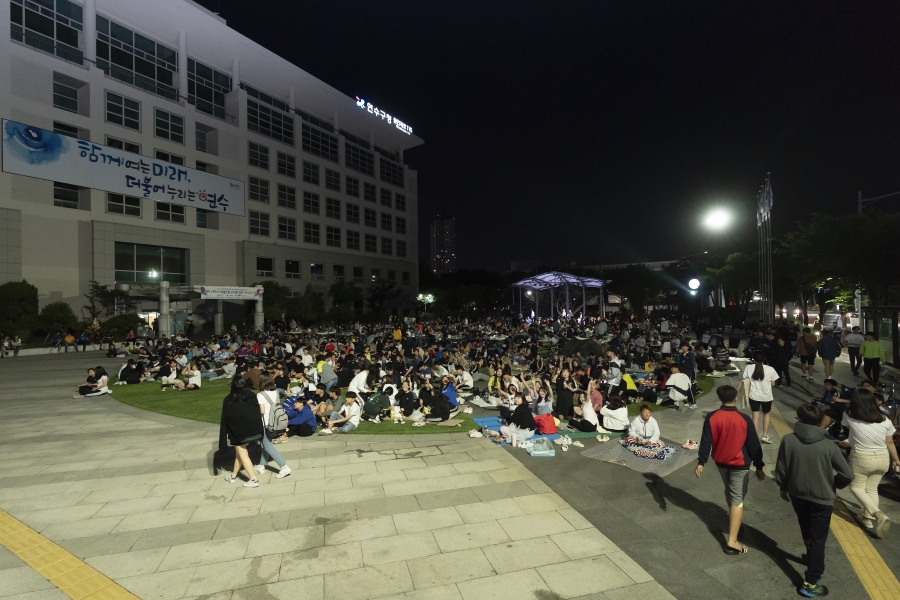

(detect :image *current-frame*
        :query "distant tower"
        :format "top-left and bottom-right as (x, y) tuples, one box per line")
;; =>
(430, 216), (457, 276)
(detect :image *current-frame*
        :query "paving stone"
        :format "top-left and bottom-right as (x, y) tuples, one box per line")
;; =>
(422, 453), (475, 467)
(407, 548), (497, 589)
(497, 511), (575, 541)
(325, 515), (396, 545)
(57, 530), (144, 558)
(557, 508), (595, 530)
(361, 531), (441, 565)
(133, 520), (221, 550)
(537, 555), (636, 597)
(230, 576), (324, 600)
(157, 536), (251, 572)
(383, 478), (443, 498)
(324, 462), (379, 478)
(184, 555), (282, 596)
(432, 521), (510, 553)
(293, 477), (353, 493)
(356, 494), (421, 519)
(351, 470), (407, 487)
(470, 481), (535, 502)
(190, 499), (262, 523)
(450, 459), (507, 474)
(438, 473), (495, 490)
(377, 583), (462, 600)
(0, 546), (25, 570)
(393, 507), (465, 535)
(415, 487), (481, 510)
(454, 498), (527, 524)
(456, 567), (554, 600)
(480, 536), (571, 574)
(259, 491), (326, 514)
(85, 547), (169, 578)
(118, 567), (198, 600)
(245, 525), (324, 558)
(280, 542), (363, 580)
(607, 550), (654, 584)
(93, 495), (174, 518)
(40, 515), (124, 541)
(289, 504), (357, 529)
(18, 503), (105, 527)
(402, 465), (460, 481)
(165, 488), (237, 509)
(604, 580), (678, 600)
(0, 565), (56, 596)
(550, 528), (620, 560)
(374, 458), (428, 472)
(114, 508), (197, 532)
(323, 560), (414, 600)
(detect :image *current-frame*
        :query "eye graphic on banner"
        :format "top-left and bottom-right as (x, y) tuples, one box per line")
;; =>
(4, 121), (68, 165)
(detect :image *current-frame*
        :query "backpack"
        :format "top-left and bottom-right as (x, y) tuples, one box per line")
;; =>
(261, 391), (288, 436)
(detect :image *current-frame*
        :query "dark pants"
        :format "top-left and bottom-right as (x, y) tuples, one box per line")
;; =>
(790, 497), (833, 584)
(863, 357), (881, 384)
(569, 418), (598, 432)
(848, 347), (861, 373)
(287, 423), (315, 437)
(773, 361), (791, 386)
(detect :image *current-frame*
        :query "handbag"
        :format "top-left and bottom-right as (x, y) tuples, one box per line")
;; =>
(533, 413), (558, 434)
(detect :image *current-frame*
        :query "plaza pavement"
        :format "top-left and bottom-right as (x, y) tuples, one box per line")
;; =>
(0, 352), (676, 600)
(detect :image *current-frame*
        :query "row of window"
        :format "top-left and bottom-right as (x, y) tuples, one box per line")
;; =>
(248, 211), (408, 257)
(256, 258), (411, 286)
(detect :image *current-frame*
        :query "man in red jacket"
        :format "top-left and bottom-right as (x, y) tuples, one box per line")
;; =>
(695, 385), (766, 555)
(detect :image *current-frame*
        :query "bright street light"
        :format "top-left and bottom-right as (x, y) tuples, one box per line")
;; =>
(417, 293), (435, 316)
(688, 278), (700, 290)
(526, 290), (532, 296)
(703, 209), (732, 230)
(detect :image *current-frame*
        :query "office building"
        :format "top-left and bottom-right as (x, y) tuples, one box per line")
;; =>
(430, 215), (456, 276)
(0, 0), (422, 330)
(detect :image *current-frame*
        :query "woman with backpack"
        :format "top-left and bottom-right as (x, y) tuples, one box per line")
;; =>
(221, 377), (265, 488)
(255, 374), (291, 479)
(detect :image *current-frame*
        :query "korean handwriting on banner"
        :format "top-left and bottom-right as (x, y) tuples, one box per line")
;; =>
(76, 140), (231, 212)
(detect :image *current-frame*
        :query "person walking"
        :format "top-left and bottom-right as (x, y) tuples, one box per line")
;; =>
(771, 337), (793, 387)
(696, 385), (766, 555)
(797, 327), (818, 381)
(742, 351), (779, 443)
(775, 404), (854, 598)
(816, 330), (842, 381)
(841, 388), (900, 537)
(859, 332), (885, 385)
(843, 326), (864, 376)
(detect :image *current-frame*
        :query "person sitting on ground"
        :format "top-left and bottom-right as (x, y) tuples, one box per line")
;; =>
(75, 368), (97, 397)
(363, 386), (393, 423)
(395, 379), (422, 419)
(527, 380), (554, 415)
(421, 378), (452, 422)
(310, 384), (339, 423)
(664, 364), (694, 409)
(487, 393), (536, 446)
(118, 359), (146, 385)
(73, 366), (109, 398)
(321, 391), (362, 435)
(628, 404), (661, 442)
(597, 395), (629, 433)
(568, 390), (601, 432)
(282, 396), (318, 438)
(164, 361), (201, 391)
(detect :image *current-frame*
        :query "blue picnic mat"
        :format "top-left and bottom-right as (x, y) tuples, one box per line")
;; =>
(472, 416), (560, 445)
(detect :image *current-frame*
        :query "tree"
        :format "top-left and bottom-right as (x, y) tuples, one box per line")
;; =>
(606, 264), (663, 318)
(329, 281), (363, 323)
(704, 251), (758, 323)
(82, 280), (134, 321)
(0, 280), (38, 334)
(366, 279), (401, 313)
(285, 285), (326, 324)
(251, 280), (291, 318)
(36, 301), (78, 335)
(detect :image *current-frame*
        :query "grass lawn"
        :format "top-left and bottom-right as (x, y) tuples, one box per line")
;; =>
(111, 379), (477, 433)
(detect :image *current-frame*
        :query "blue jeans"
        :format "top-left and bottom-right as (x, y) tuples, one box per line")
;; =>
(328, 410), (357, 433)
(258, 431), (286, 467)
(324, 378), (339, 395)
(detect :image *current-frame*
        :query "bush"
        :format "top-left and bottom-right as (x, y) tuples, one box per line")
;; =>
(100, 313), (144, 339)
(35, 301), (78, 336)
(0, 280), (39, 335)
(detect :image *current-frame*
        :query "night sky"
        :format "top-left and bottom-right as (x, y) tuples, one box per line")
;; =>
(196, 0), (900, 270)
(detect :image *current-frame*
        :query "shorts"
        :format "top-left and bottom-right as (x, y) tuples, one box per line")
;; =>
(800, 355), (816, 365)
(717, 466), (750, 507)
(749, 399), (772, 413)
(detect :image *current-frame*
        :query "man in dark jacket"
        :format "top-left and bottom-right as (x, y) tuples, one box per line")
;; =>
(696, 385), (765, 555)
(775, 404), (853, 598)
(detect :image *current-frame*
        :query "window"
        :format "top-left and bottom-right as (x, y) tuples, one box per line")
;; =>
(249, 177), (269, 203)
(303, 191), (320, 214)
(380, 157), (405, 188)
(278, 216), (297, 241)
(107, 136), (140, 154)
(285, 259), (300, 279)
(364, 208), (377, 228)
(156, 201), (185, 223)
(303, 161), (320, 185)
(371, 268), (381, 281)
(53, 82), (78, 113)
(353, 266), (364, 282)
(247, 99), (294, 145)
(196, 208), (208, 228)
(249, 210), (270, 236)
(345, 142), (374, 176)
(310, 263), (324, 280)
(106, 92), (140, 131)
(256, 257), (274, 277)
(346, 176), (359, 197)
(115, 242), (186, 283)
(326, 198), (341, 220)
(346, 203), (360, 224)
(278, 184), (296, 209)
(249, 142), (269, 170)
(155, 109), (184, 144)
(304, 222), (320, 244)
(381, 188), (392, 207)
(396, 240), (407, 257)
(277, 152), (296, 178)
(396, 217), (406, 235)
(381, 213), (392, 231)
(326, 226), (341, 247)
(195, 161), (207, 172)
(395, 194), (406, 212)
(301, 123), (338, 162)
(107, 193), (140, 216)
(325, 169), (341, 192)
(387, 271), (396, 282)
(96, 17), (177, 100)
(10, 0), (84, 65)
(347, 230), (360, 251)
(333, 265), (345, 280)
(53, 182), (80, 209)
(195, 161), (217, 174)
(402, 271), (410, 286)
(155, 150), (184, 166)
(364, 234), (377, 253)
(53, 121), (79, 138)
(364, 182), (376, 203)
(381, 237), (393, 255)
(188, 58), (230, 120)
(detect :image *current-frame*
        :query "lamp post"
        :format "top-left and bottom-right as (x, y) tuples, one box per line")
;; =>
(417, 293), (434, 316)
(702, 208), (733, 319)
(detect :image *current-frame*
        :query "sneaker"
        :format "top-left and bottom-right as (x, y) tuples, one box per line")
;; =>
(373, 416), (381, 423)
(254, 465), (266, 475)
(799, 581), (829, 597)
(761, 436), (772, 444)
(243, 478), (259, 488)
(688, 404), (697, 409)
(875, 513), (891, 538)
(656, 398), (663, 405)
(276, 465), (292, 479)
(318, 428), (333, 435)
(224, 473), (237, 484)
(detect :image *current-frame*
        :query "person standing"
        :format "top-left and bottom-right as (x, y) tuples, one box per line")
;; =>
(743, 352), (779, 443)
(816, 330), (842, 381)
(859, 332), (885, 385)
(771, 337), (793, 387)
(797, 327), (818, 381)
(775, 404), (854, 598)
(696, 385), (766, 555)
(843, 326), (864, 376)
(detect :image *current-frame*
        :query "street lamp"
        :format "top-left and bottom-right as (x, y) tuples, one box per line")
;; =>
(417, 293), (434, 316)
(703, 209), (732, 230)
(688, 278), (700, 290)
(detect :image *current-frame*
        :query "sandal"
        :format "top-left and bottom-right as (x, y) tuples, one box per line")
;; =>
(572, 440), (584, 448)
(723, 545), (748, 555)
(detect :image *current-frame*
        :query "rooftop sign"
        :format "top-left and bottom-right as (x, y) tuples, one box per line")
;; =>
(356, 97), (413, 136)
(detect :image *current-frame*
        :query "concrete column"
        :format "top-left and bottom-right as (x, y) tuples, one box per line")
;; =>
(333, 110), (339, 131)
(158, 281), (171, 337)
(177, 30), (188, 102)
(214, 299), (223, 335)
(254, 296), (264, 331)
(289, 86), (295, 110)
(231, 57), (240, 91)
(83, 0), (96, 64)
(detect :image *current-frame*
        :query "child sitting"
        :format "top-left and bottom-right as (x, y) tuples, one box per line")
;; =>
(628, 404), (661, 442)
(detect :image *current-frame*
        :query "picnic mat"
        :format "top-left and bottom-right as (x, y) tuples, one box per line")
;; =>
(472, 416), (560, 445)
(580, 439), (697, 477)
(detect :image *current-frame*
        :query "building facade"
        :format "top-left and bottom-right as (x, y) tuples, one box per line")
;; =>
(429, 215), (456, 276)
(0, 0), (422, 323)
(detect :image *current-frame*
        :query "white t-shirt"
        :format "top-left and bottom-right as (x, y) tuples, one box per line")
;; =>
(186, 369), (201, 387)
(842, 414), (896, 452)
(340, 402), (362, 426)
(580, 399), (599, 426)
(301, 352), (314, 367)
(666, 372), (691, 401)
(600, 406), (629, 430)
(743, 364), (779, 402)
(257, 391), (279, 426)
(844, 333), (864, 347)
(348, 371), (371, 396)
